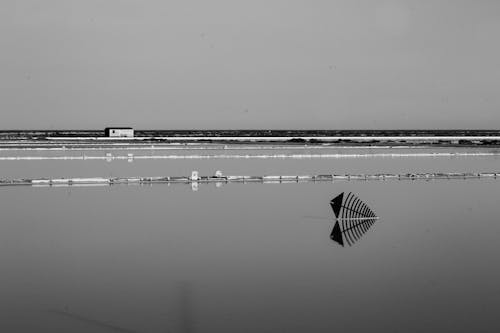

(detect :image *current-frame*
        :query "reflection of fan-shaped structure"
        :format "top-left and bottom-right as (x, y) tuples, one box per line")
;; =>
(329, 192), (378, 246)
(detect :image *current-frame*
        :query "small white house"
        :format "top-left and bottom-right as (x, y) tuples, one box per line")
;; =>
(105, 127), (134, 138)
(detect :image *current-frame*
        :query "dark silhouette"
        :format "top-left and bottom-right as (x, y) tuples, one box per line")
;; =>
(330, 192), (378, 246)
(330, 192), (376, 219)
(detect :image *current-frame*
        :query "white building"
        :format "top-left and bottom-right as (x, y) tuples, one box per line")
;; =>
(105, 127), (134, 137)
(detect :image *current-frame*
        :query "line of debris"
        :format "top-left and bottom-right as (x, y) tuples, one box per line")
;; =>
(0, 171), (499, 187)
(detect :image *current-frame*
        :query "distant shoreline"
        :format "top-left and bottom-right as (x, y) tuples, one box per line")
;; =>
(1, 130), (500, 148)
(1, 129), (500, 139)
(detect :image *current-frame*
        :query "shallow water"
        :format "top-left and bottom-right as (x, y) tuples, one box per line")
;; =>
(0, 148), (499, 332)
(0, 146), (500, 179)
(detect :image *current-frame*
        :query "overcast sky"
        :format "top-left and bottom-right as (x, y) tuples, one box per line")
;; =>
(1, 0), (499, 129)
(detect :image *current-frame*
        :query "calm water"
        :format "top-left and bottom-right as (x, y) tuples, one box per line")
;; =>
(1, 146), (500, 179)
(0, 147), (499, 332)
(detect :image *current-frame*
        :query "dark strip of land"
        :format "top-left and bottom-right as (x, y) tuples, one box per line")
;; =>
(1, 129), (500, 140)
(1, 130), (500, 148)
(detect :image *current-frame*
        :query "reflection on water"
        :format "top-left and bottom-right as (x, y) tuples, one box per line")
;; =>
(1, 147), (500, 180)
(178, 281), (195, 333)
(49, 309), (137, 333)
(47, 281), (196, 332)
(1, 160), (500, 332)
(330, 192), (379, 246)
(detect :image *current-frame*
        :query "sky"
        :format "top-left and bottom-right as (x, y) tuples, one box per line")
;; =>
(1, 0), (499, 129)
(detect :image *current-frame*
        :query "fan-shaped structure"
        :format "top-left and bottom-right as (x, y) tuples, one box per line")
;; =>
(329, 192), (378, 246)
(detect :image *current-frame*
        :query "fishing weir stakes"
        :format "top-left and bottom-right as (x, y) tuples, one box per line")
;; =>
(0, 171), (499, 187)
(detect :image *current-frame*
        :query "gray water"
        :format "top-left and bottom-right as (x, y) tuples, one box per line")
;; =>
(1, 147), (500, 179)
(0, 147), (499, 332)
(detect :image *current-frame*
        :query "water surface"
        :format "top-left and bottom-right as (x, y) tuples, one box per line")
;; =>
(0, 149), (499, 332)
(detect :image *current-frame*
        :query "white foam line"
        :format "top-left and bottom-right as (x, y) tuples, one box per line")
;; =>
(0, 152), (498, 161)
(0, 145), (433, 151)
